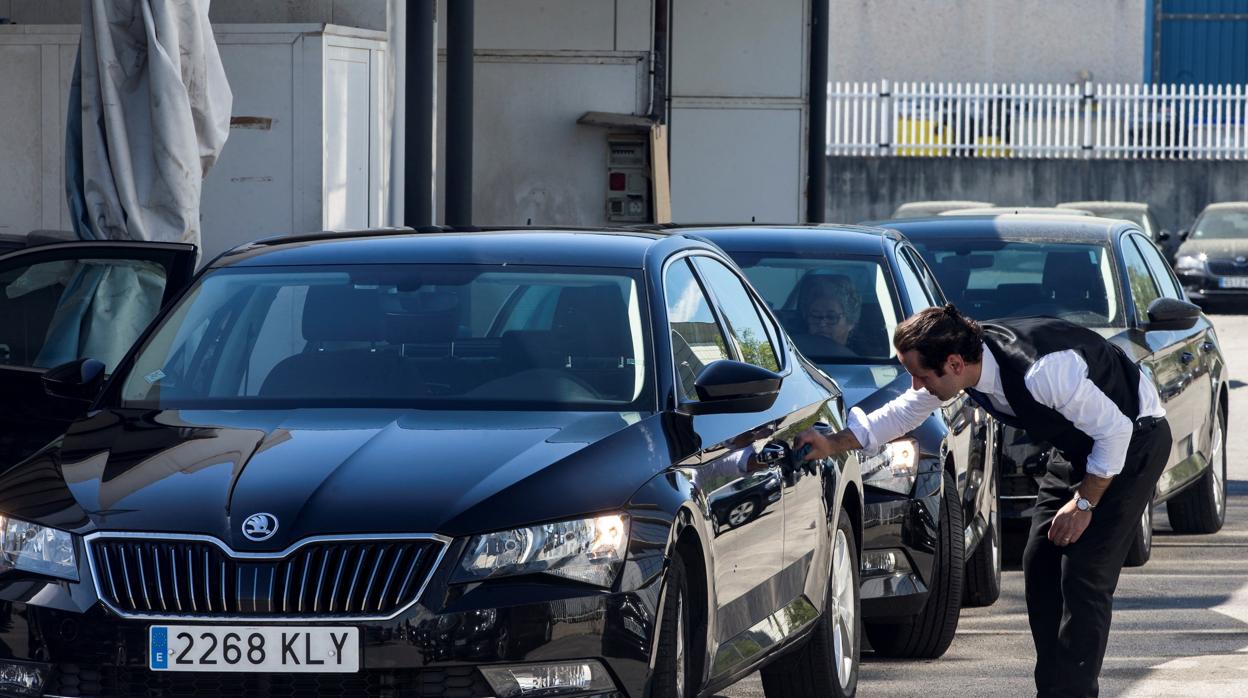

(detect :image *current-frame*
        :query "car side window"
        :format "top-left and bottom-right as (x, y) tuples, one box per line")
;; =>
(665, 258), (731, 402)
(692, 257), (781, 372)
(1119, 236), (1161, 323)
(0, 257), (168, 372)
(1131, 234), (1183, 301)
(895, 248), (935, 313)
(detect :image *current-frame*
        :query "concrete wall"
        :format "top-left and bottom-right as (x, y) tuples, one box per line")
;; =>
(0, 0), (387, 30)
(829, 0), (1147, 84)
(826, 156), (1248, 233)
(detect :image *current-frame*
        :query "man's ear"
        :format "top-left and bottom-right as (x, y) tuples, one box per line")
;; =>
(946, 353), (966, 376)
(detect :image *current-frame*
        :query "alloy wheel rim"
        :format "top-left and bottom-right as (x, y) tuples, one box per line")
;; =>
(729, 501), (755, 526)
(674, 594), (685, 698)
(1213, 416), (1226, 519)
(831, 529), (855, 689)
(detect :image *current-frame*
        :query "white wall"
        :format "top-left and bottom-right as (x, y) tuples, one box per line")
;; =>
(0, 0), (388, 31)
(669, 0), (809, 223)
(433, 0), (655, 227)
(829, 0), (1147, 84)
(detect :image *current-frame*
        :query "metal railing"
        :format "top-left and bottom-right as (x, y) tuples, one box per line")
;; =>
(828, 80), (1248, 159)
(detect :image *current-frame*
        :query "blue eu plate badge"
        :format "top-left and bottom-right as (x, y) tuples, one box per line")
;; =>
(150, 627), (169, 669)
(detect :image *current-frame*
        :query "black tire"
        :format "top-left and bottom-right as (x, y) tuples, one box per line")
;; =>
(963, 511), (1002, 607)
(1167, 408), (1227, 534)
(865, 470), (965, 658)
(650, 554), (694, 698)
(1123, 502), (1153, 567)
(760, 508), (859, 698)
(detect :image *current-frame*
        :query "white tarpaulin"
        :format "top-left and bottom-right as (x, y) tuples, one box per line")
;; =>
(68, 0), (232, 247)
(27, 0), (232, 370)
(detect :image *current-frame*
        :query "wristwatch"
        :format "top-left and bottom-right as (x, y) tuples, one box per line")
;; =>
(1074, 493), (1097, 512)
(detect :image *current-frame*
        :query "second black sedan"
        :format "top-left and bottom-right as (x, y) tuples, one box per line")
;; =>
(888, 215), (1229, 566)
(681, 225), (1002, 660)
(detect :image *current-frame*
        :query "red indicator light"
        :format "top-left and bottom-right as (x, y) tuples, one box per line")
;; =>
(609, 172), (627, 191)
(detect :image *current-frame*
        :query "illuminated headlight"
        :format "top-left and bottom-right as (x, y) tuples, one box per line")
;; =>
(1175, 252), (1207, 271)
(0, 515), (78, 582)
(454, 514), (629, 587)
(859, 439), (919, 495)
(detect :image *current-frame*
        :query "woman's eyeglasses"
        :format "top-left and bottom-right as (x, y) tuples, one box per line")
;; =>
(805, 311), (844, 324)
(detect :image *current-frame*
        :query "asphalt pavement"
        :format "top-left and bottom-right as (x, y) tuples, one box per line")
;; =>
(722, 312), (1248, 697)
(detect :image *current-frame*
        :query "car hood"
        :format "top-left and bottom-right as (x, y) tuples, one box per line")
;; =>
(817, 362), (911, 412)
(1177, 238), (1248, 260)
(0, 408), (667, 550)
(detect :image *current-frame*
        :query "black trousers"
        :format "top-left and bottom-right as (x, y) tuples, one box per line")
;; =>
(1022, 417), (1171, 698)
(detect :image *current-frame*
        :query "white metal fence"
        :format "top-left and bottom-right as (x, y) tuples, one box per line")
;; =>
(828, 80), (1248, 160)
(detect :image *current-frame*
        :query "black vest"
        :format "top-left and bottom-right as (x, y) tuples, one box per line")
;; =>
(970, 317), (1142, 464)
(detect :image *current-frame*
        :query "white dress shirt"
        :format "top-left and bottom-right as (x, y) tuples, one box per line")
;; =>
(846, 342), (1165, 478)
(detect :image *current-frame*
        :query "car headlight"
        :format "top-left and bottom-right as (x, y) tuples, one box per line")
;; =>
(0, 515), (78, 581)
(454, 514), (629, 587)
(1175, 252), (1207, 271)
(859, 438), (919, 495)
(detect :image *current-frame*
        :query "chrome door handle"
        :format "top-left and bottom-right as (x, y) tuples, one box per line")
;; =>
(757, 443), (787, 464)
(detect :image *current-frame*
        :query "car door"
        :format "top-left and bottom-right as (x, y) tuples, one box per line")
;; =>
(1117, 232), (1198, 495)
(1127, 232), (1213, 496)
(0, 241), (197, 469)
(663, 254), (793, 645)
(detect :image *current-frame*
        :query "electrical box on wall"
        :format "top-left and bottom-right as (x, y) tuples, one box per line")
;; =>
(606, 135), (651, 223)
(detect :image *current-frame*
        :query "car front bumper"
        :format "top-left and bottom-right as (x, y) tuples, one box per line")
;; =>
(858, 463), (942, 621)
(0, 571), (660, 698)
(1177, 268), (1248, 300)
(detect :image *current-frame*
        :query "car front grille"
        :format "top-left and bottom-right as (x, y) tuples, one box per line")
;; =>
(1207, 259), (1248, 276)
(46, 663), (493, 698)
(88, 536), (444, 619)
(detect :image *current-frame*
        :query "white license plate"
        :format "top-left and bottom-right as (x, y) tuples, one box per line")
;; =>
(1218, 276), (1248, 289)
(150, 625), (359, 672)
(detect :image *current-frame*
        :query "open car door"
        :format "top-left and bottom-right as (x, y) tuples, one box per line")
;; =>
(0, 241), (197, 469)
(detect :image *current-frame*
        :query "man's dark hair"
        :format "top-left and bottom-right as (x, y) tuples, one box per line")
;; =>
(893, 304), (984, 375)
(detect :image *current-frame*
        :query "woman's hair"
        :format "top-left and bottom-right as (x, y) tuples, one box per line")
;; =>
(796, 274), (862, 326)
(893, 304), (983, 375)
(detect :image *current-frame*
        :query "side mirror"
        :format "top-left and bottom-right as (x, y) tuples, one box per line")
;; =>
(42, 358), (107, 403)
(1179, 229), (1190, 241)
(682, 360), (782, 415)
(1144, 297), (1201, 332)
(1156, 230), (1171, 242)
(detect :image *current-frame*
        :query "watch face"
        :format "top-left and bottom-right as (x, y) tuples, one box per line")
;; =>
(1076, 497), (1090, 511)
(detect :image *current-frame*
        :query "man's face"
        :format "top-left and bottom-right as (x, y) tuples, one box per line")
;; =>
(898, 349), (970, 401)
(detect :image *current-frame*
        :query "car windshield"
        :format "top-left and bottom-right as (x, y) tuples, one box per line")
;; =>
(728, 254), (902, 364)
(1193, 209), (1248, 239)
(116, 264), (653, 410)
(911, 240), (1124, 327)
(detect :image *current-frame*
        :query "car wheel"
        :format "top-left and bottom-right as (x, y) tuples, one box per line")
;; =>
(865, 470), (965, 658)
(1124, 503), (1153, 567)
(726, 499), (759, 529)
(963, 509), (1001, 607)
(1167, 407), (1227, 534)
(760, 507), (859, 698)
(650, 554), (693, 698)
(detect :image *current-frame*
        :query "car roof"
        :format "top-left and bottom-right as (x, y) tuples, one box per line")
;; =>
(1058, 201), (1149, 212)
(212, 228), (678, 269)
(1200, 201), (1248, 212)
(877, 215), (1136, 244)
(669, 224), (903, 256)
(940, 206), (1093, 216)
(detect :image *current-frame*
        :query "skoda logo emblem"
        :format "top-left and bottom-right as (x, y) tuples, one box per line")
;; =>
(1236, 256), (1247, 266)
(242, 513), (279, 541)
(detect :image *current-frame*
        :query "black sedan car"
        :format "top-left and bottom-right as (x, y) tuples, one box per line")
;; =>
(0, 230), (864, 698)
(1173, 202), (1248, 308)
(683, 225), (1001, 660)
(887, 215), (1229, 565)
